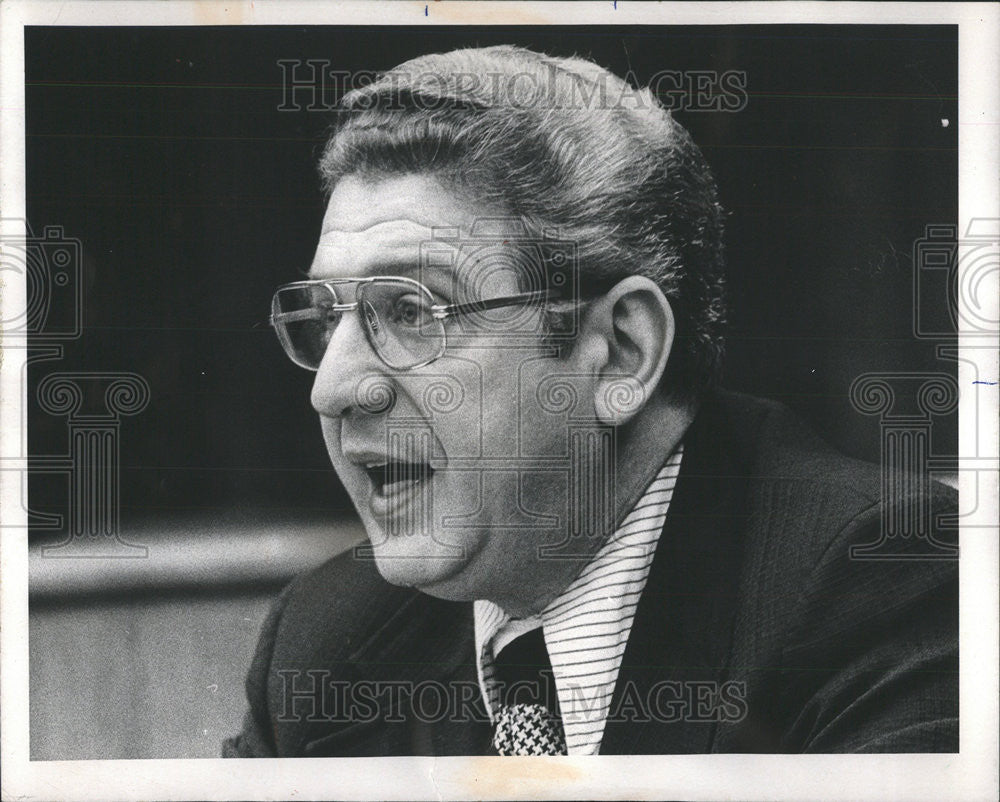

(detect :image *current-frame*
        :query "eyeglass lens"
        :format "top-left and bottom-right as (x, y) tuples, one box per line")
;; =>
(272, 281), (446, 371)
(357, 281), (445, 369)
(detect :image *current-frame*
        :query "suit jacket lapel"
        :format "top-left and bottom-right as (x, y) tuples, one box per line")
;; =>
(601, 394), (749, 754)
(304, 588), (492, 756)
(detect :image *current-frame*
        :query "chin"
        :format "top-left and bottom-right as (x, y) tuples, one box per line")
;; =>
(368, 539), (493, 603)
(365, 533), (470, 592)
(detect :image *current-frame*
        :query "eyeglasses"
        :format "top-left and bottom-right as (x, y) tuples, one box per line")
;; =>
(270, 276), (560, 371)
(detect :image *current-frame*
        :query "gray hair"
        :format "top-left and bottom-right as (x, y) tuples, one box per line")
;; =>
(319, 45), (727, 399)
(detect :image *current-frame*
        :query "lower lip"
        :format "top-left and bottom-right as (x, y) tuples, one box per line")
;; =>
(368, 473), (434, 521)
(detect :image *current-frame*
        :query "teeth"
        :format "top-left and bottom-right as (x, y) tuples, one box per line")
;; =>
(366, 460), (434, 492)
(382, 477), (422, 492)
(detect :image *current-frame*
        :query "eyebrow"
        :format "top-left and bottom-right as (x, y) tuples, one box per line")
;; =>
(307, 219), (500, 297)
(308, 256), (464, 296)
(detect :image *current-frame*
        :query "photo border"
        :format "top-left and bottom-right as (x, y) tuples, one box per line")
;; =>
(1, 2), (996, 800)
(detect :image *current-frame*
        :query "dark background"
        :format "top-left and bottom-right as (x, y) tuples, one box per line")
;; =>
(26, 24), (958, 527)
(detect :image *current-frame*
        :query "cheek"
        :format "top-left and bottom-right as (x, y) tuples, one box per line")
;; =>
(505, 358), (582, 452)
(319, 415), (340, 451)
(319, 419), (359, 488)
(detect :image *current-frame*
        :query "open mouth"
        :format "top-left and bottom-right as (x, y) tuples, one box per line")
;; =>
(364, 460), (435, 498)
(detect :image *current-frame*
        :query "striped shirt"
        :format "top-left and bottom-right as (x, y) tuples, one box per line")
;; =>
(473, 444), (684, 755)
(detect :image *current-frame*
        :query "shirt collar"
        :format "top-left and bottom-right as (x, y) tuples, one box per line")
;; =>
(473, 444), (684, 738)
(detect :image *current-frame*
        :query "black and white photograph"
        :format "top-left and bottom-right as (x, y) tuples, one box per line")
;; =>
(1, 2), (997, 800)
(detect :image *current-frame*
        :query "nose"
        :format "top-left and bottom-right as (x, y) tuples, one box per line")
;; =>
(310, 308), (391, 419)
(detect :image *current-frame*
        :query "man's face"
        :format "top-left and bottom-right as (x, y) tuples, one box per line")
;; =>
(309, 173), (593, 605)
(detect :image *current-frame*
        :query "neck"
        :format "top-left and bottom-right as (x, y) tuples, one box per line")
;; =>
(491, 393), (698, 619)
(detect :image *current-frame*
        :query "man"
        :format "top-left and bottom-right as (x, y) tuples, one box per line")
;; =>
(223, 45), (957, 757)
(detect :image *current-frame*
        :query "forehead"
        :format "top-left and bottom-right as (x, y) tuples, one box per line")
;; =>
(309, 173), (493, 280)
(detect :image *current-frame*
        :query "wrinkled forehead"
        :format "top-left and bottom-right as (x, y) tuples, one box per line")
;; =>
(309, 173), (485, 280)
(307, 174), (534, 296)
(308, 220), (442, 279)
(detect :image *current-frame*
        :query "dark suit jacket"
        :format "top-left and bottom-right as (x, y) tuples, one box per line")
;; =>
(223, 391), (958, 756)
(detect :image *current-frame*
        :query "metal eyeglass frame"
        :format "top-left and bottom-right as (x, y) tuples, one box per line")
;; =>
(270, 275), (564, 371)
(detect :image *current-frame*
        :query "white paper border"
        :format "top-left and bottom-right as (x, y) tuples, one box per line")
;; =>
(1, 2), (997, 800)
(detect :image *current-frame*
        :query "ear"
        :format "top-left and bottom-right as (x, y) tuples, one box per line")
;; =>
(576, 276), (675, 426)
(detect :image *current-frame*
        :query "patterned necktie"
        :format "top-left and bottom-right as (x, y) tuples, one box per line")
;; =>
(491, 627), (567, 756)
